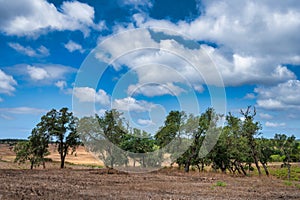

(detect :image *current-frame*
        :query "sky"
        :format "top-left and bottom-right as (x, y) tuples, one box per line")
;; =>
(0, 0), (300, 139)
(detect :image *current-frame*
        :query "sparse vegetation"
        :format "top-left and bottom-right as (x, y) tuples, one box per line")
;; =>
(214, 181), (227, 187)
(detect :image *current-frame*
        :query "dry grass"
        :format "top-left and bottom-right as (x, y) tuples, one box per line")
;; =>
(0, 144), (103, 167)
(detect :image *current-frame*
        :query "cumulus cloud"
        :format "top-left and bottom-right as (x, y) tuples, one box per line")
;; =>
(25, 65), (75, 83)
(135, 1), (300, 58)
(96, 29), (224, 96)
(124, 1), (300, 88)
(113, 97), (156, 112)
(64, 40), (84, 53)
(8, 42), (49, 57)
(0, 0), (103, 37)
(255, 80), (300, 110)
(73, 87), (110, 105)
(265, 121), (286, 128)
(0, 69), (17, 95)
(96, 28), (296, 99)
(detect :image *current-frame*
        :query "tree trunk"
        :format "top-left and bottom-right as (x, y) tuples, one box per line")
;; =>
(240, 163), (247, 176)
(110, 156), (114, 169)
(287, 161), (291, 181)
(60, 146), (68, 169)
(142, 156), (145, 168)
(253, 157), (262, 176)
(261, 162), (269, 176)
(287, 154), (291, 181)
(201, 162), (205, 172)
(184, 161), (190, 172)
(196, 164), (201, 172)
(221, 161), (226, 173)
(31, 160), (34, 170)
(61, 155), (65, 168)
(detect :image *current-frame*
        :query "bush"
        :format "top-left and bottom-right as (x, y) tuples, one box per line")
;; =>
(270, 154), (285, 162)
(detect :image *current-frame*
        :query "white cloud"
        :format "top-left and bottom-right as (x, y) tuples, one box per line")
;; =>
(0, 0), (102, 37)
(137, 119), (154, 126)
(96, 29), (221, 97)
(244, 93), (256, 99)
(8, 42), (49, 57)
(137, 1), (300, 58)
(64, 40), (84, 53)
(24, 64), (76, 83)
(0, 69), (17, 95)
(255, 80), (300, 110)
(119, 0), (153, 11)
(265, 121), (286, 128)
(0, 114), (13, 120)
(113, 97), (155, 112)
(126, 1), (300, 87)
(37, 46), (50, 56)
(55, 80), (67, 90)
(73, 87), (110, 105)
(96, 28), (296, 95)
(193, 85), (205, 93)
(259, 113), (273, 120)
(128, 82), (185, 97)
(0, 107), (46, 115)
(27, 65), (49, 80)
(97, 109), (107, 117)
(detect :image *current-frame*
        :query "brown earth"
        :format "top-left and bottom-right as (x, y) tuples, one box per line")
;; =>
(0, 144), (299, 199)
(0, 166), (299, 200)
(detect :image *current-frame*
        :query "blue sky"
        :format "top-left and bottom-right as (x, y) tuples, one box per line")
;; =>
(0, 0), (300, 139)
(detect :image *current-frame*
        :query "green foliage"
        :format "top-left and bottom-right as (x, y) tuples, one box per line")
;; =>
(155, 111), (186, 148)
(37, 107), (80, 168)
(270, 166), (300, 181)
(214, 181), (227, 187)
(270, 154), (285, 162)
(14, 127), (50, 169)
(284, 181), (293, 186)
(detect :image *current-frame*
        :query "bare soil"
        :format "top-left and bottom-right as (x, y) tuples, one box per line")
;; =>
(0, 165), (299, 200)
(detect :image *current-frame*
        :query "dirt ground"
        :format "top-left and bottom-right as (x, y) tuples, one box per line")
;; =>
(0, 165), (299, 200)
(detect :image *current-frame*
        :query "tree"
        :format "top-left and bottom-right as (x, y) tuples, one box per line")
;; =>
(179, 108), (220, 172)
(38, 108), (80, 168)
(155, 111), (188, 168)
(96, 109), (128, 168)
(155, 111), (186, 148)
(14, 128), (50, 169)
(240, 106), (268, 176)
(274, 133), (299, 180)
(223, 113), (248, 175)
(121, 128), (156, 167)
(14, 141), (34, 169)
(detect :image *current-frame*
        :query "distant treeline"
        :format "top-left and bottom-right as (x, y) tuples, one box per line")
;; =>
(0, 139), (28, 145)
